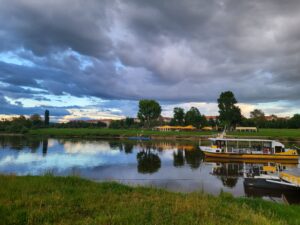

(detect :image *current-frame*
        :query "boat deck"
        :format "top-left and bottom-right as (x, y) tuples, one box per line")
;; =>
(280, 172), (300, 187)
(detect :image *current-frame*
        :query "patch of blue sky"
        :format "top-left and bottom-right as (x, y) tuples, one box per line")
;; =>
(0, 50), (35, 67)
(51, 48), (94, 70)
(0, 81), (9, 87)
(256, 101), (299, 117)
(114, 58), (126, 73)
(5, 92), (105, 108)
(19, 85), (47, 93)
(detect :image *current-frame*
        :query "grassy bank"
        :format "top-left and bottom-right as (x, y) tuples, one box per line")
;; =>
(228, 128), (300, 139)
(0, 175), (299, 225)
(27, 128), (300, 139)
(28, 128), (215, 138)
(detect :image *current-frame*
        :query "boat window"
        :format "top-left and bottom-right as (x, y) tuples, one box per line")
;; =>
(216, 140), (226, 148)
(263, 142), (271, 148)
(251, 141), (262, 151)
(275, 146), (282, 153)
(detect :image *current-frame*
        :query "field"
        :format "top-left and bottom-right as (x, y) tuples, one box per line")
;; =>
(28, 128), (215, 138)
(28, 128), (300, 139)
(229, 128), (300, 139)
(0, 175), (300, 225)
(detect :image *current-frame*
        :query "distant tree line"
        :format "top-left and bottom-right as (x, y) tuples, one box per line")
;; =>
(131, 92), (300, 130)
(0, 110), (50, 133)
(53, 121), (107, 129)
(0, 112), (110, 133)
(1, 91), (300, 132)
(240, 109), (300, 129)
(109, 117), (141, 129)
(170, 107), (207, 128)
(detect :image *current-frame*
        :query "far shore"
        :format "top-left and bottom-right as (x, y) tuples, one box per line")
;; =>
(1, 128), (300, 141)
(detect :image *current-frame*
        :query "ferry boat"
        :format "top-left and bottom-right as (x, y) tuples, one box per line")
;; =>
(200, 137), (298, 160)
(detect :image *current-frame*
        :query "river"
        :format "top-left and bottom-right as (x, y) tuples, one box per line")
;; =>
(0, 135), (299, 204)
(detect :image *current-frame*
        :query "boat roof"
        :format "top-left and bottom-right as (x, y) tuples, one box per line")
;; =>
(209, 138), (279, 143)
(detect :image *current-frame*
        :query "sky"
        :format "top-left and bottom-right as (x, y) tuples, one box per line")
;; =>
(0, 0), (300, 122)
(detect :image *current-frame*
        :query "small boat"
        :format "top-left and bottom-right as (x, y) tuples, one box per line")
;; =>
(200, 137), (298, 160)
(128, 136), (151, 141)
(244, 165), (300, 191)
(244, 184), (300, 204)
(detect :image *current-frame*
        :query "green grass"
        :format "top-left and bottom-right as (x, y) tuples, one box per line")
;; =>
(0, 175), (299, 225)
(28, 128), (216, 138)
(27, 128), (300, 140)
(229, 128), (300, 139)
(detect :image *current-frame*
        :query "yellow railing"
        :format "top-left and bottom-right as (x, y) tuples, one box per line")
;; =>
(276, 149), (298, 155)
(280, 172), (300, 186)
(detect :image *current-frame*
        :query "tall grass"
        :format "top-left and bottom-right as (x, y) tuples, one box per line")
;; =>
(0, 175), (299, 225)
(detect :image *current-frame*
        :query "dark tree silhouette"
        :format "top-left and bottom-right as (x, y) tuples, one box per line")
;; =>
(44, 110), (50, 126)
(137, 149), (161, 174)
(124, 143), (134, 154)
(172, 107), (185, 125)
(137, 99), (161, 128)
(217, 91), (242, 129)
(184, 148), (203, 169)
(42, 139), (48, 156)
(173, 150), (185, 167)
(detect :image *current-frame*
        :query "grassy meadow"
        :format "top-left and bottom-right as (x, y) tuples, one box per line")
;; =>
(0, 175), (300, 225)
(28, 128), (216, 138)
(228, 128), (300, 139)
(27, 128), (300, 140)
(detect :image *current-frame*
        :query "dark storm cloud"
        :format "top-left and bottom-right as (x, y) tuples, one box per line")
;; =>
(0, 0), (300, 108)
(0, 0), (113, 58)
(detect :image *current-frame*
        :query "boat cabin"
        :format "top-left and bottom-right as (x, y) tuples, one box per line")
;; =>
(209, 138), (285, 154)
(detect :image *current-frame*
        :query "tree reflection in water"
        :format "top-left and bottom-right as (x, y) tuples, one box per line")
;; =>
(173, 150), (185, 167)
(29, 139), (41, 153)
(184, 147), (203, 169)
(0, 136), (41, 151)
(108, 141), (123, 151)
(212, 163), (242, 188)
(220, 177), (238, 188)
(42, 139), (48, 156)
(124, 143), (134, 154)
(137, 148), (161, 174)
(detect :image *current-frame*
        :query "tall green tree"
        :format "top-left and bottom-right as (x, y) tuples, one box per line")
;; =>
(250, 109), (265, 127)
(250, 109), (265, 119)
(288, 114), (300, 128)
(124, 117), (134, 128)
(173, 107), (185, 125)
(217, 91), (242, 129)
(30, 114), (43, 127)
(184, 107), (205, 128)
(44, 110), (50, 126)
(137, 99), (162, 128)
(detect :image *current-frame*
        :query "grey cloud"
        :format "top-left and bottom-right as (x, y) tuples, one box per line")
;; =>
(0, 0), (300, 108)
(0, 0), (113, 58)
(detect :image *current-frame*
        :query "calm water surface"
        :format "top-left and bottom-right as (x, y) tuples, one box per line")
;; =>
(0, 136), (300, 204)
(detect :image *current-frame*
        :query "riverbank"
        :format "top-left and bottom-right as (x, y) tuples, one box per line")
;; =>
(28, 128), (216, 139)
(229, 128), (300, 139)
(0, 175), (299, 225)
(26, 128), (300, 140)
